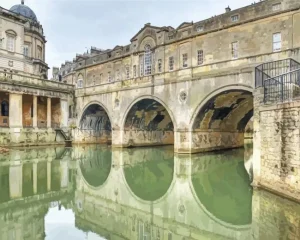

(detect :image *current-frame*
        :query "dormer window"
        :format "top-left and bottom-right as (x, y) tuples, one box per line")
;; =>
(231, 15), (239, 22)
(196, 25), (204, 32)
(272, 3), (281, 11)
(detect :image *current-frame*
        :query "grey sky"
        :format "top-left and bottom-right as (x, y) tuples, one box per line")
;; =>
(2, 0), (254, 77)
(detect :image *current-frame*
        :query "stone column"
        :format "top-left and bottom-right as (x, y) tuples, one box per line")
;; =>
(47, 97), (51, 128)
(9, 93), (23, 128)
(174, 130), (192, 154)
(60, 99), (68, 128)
(33, 96), (37, 128)
(33, 162), (37, 194)
(47, 159), (52, 191)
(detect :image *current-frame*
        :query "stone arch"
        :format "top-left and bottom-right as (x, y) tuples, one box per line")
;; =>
(139, 36), (156, 52)
(121, 96), (177, 147)
(77, 101), (112, 143)
(190, 85), (253, 153)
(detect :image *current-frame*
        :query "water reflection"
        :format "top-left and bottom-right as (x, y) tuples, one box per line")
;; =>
(0, 144), (300, 239)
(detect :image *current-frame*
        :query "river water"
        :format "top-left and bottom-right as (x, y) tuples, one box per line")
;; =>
(0, 144), (299, 240)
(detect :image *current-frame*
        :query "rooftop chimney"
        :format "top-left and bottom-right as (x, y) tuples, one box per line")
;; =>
(21, 0), (24, 5)
(225, 6), (231, 12)
(145, 23), (151, 26)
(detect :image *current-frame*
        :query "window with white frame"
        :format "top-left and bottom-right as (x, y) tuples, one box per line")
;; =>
(169, 57), (174, 71)
(23, 43), (30, 57)
(125, 66), (130, 79)
(272, 3), (281, 11)
(144, 45), (152, 75)
(133, 65), (137, 78)
(77, 79), (83, 88)
(273, 33), (282, 52)
(108, 72), (112, 82)
(182, 53), (188, 68)
(139, 55), (144, 76)
(158, 59), (162, 73)
(231, 15), (239, 22)
(232, 42), (239, 59)
(197, 50), (204, 65)
(7, 35), (15, 52)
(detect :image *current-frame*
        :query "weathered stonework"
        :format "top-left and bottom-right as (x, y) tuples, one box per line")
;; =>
(255, 100), (300, 201)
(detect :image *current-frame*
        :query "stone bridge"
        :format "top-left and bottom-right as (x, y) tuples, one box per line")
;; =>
(74, 67), (254, 154)
(73, 145), (253, 239)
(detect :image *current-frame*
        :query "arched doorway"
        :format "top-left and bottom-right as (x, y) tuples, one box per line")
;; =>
(79, 104), (111, 143)
(191, 89), (253, 153)
(123, 98), (174, 147)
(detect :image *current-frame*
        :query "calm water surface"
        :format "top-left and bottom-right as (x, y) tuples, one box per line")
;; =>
(0, 144), (299, 240)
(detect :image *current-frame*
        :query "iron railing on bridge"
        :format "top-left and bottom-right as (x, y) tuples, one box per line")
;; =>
(255, 59), (300, 103)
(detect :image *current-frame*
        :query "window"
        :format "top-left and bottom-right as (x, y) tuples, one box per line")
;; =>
(23, 44), (30, 57)
(232, 42), (239, 59)
(144, 45), (152, 75)
(133, 65), (137, 78)
(125, 66), (130, 79)
(1, 101), (9, 116)
(108, 72), (112, 82)
(139, 55), (144, 76)
(77, 79), (83, 88)
(231, 15), (239, 22)
(69, 106), (72, 118)
(196, 25), (204, 32)
(116, 69), (120, 81)
(158, 59), (162, 73)
(182, 53), (188, 68)
(272, 3), (281, 11)
(197, 50), (204, 65)
(169, 57), (174, 71)
(273, 33), (282, 52)
(99, 73), (103, 83)
(7, 35), (15, 52)
(37, 46), (42, 60)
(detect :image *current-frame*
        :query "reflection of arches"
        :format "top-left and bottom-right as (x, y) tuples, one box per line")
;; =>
(1, 100), (9, 116)
(190, 149), (252, 226)
(123, 147), (174, 201)
(79, 146), (112, 188)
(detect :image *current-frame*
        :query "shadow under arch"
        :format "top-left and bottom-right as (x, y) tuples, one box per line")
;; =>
(78, 145), (112, 189)
(122, 146), (175, 202)
(78, 102), (112, 141)
(121, 95), (178, 131)
(189, 85), (253, 131)
(189, 148), (253, 227)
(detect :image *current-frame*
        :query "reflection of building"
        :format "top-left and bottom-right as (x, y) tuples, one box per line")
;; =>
(0, 147), (75, 240)
(74, 147), (253, 240)
(0, 1), (48, 78)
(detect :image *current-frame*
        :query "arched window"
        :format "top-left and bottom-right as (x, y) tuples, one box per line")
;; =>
(1, 101), (9, 116)
(144, 45), (152, 76)
(77, 74), (84, 88)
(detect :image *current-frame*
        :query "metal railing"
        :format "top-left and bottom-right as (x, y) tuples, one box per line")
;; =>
(255, 58), (300, 88)
(264, 69), (300, 103)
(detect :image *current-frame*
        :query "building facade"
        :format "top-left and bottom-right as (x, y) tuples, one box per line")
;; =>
(0, 0), (48, 79)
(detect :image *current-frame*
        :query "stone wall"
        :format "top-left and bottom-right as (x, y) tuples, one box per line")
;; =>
(22, 95), (33, 127)
(37, 96), (47, 128)
(257, 100), (300, 201)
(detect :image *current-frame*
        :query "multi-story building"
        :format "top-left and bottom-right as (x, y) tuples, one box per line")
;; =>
(0, 0), (48, 79)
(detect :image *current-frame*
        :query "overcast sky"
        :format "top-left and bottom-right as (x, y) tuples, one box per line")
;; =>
(2, 0), (254, 78)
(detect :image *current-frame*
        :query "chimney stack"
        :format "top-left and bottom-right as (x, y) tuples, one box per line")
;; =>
(225, 6), (231, 12)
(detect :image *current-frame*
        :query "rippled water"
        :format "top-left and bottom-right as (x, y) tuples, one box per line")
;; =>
(0, 144), (299, 240)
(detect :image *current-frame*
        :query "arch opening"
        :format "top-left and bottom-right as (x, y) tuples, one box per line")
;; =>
(192, 90), (253, 153)
(79, 104), (111, 144)
(123, 98), (174, 147)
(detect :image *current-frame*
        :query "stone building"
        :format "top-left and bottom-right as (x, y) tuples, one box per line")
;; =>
(0, 1), (73, 146)
(0, 0), (48, 79)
